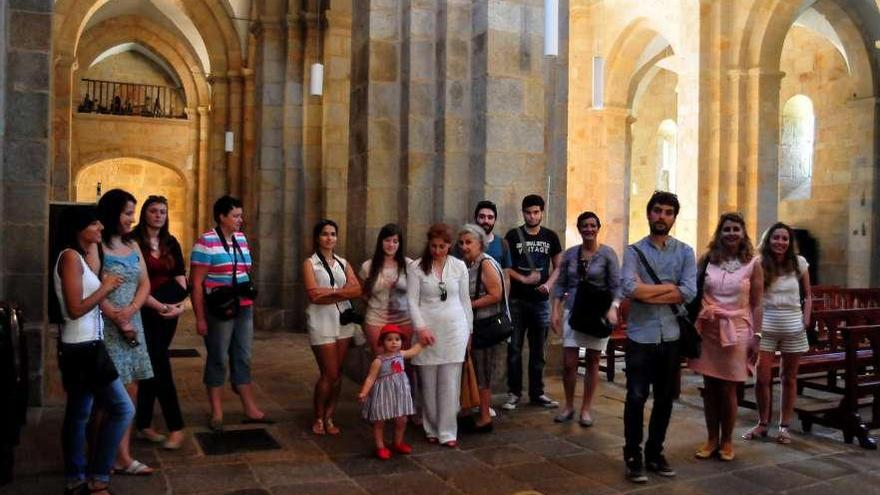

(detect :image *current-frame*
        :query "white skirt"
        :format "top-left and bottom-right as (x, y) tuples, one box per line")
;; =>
(562, 308), (609, 352)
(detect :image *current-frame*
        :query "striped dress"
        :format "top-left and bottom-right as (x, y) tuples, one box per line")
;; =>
(362, 352), (415, 422)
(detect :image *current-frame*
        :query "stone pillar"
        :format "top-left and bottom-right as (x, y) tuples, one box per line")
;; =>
(210, 76), (229, 198)
(745, 68), (784, 238)
(51, 56), (74, 201)
(3, 0), (52, 405)
(472, 1), (553, 231)
(602, 106), (633, 254)
(846, 96), (877, 287)
(226, 70), (244, 198)
(348, 0), (404, 259)
(242, 68), (257, 225)
(196, 106), (211, 233)
(322, 9), (352, 252)
(301, 9), (324, 253)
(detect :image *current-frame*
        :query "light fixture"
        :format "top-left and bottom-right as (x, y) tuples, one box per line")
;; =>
(544, 0), (559, 57)
(309, 0), (324, 97)
(592, 56), (604, 109)
(225, 131), (234, 152)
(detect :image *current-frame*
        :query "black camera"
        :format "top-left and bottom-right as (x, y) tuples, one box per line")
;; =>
(339, 308), (364, 326)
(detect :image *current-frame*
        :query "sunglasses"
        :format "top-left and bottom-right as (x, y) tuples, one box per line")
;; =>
(439, 281), (448, 302)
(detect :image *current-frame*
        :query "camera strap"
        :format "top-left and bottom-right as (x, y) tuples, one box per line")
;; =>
(316, 253), (350, 314)
(214, 227), (244, 288)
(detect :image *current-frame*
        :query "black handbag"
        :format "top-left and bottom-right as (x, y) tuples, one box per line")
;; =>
(568, 251), (614, 338)
(58, 340), (119, 394)
(154, 280), (188, 305)
(472, 258), (513, 350)
(631, 245), (701, 359)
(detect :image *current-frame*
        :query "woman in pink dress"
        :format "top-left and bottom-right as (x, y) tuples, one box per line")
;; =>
(689, 213), (763, 462)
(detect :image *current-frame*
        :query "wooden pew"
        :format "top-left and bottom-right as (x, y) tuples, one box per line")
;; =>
(795, 324), (879, 450)
(599, 299), (629, 382)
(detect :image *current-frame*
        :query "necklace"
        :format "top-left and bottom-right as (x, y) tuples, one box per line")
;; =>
(718, 258), (743, 273)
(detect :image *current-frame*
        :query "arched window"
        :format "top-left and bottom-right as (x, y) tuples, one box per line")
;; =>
(779, 95), (815, 200)
(656, 119), (677, 192)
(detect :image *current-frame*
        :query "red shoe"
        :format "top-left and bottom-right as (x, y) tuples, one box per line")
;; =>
(376, 447), (392, 460)
(442, 440), (458, 448)
(392, 442), (413, 454)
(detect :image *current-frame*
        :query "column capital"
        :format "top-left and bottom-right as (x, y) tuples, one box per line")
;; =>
(227, 70), (243, 81)
(197, 105), (210, 116)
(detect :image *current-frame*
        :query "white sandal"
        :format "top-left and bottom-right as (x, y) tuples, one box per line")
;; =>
(113, 459), (154, 476)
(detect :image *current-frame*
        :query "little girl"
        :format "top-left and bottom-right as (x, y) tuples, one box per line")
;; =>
(358, 324), (425, 459)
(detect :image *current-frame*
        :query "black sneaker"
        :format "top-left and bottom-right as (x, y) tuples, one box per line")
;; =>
(646, 455), (676, 477)
(625, 456), (648, 483)
(530, 394), (560, 408)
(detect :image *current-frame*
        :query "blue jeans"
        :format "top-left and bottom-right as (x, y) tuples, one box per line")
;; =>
(506, 298), (550, 400)
(62, 377), (134, 484)
(204, 306), (254, 387)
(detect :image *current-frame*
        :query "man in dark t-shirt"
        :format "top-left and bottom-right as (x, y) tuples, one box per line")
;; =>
(502, 194), (562, 410)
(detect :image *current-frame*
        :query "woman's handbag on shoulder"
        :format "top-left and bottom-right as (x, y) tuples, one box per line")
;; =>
(568, 251), (614, 338)
(631, 245), (702, 359)
(205, 286), (239, 320)
(59, 340), (119, 394)
(471, 258), (513, 350)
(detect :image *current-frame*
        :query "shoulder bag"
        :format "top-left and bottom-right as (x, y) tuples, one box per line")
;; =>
(568, 250), (614, 338)
(471, 257), (513, 349)
(631, 245), (701, 358)
(205, 229), (257, 320)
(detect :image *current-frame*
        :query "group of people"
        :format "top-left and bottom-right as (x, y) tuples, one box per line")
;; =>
(52, 187), (814, 493)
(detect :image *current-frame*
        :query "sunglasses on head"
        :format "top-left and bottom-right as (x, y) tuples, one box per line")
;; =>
(439, 281), (448, 302)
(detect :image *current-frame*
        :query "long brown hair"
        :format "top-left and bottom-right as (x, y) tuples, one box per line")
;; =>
(364, 224), (406, 296)
(419, 224), (453, 274)
(759, 222), (801, 288)
(704, 212), (755, 265)
(131, 195), (176, 269)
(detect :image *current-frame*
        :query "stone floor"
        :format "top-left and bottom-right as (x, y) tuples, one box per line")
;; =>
(3, 318), (880, 495)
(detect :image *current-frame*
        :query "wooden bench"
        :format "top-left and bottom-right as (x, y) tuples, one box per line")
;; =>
(795, 324), (880, 449)
(598, 299), (629, 382)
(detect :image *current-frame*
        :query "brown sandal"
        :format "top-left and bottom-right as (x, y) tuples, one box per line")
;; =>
(742, 423), (768, 440)
(311, 418), (326, 435)
(324, 418), (341, 435)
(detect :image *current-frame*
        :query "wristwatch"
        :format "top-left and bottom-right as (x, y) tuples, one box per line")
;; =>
(161, 304), (169, 313)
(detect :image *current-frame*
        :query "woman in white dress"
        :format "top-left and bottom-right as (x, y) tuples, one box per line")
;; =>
(408, 224), (473, 447)
(303, 219), (362, 435)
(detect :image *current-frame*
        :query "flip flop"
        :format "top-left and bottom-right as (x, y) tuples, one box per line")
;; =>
(112, 459), (154, 476)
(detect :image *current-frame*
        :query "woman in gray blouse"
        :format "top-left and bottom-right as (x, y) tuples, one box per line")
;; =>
(550, 211), (621, 426)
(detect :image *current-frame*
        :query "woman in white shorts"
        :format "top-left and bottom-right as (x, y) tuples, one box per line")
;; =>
(304, 219), (362, 435)
(744, 222), (811, 445)
(550, 212), (620, 427)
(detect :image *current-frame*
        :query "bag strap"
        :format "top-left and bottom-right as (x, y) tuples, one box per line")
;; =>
(630, 244), (682, 317)
(474, 256), (508, 315)
(215, 227), (238, 286)
(514, 227), (537, 271)
(316, 253), (351, 314)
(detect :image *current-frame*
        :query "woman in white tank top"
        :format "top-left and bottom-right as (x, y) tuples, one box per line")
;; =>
(53, 206), (134, 495)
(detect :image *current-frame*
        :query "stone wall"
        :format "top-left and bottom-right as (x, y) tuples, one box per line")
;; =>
(2, 0), (52, 405)
(778, 26), (875, 285)
(81, 50), (178, 86)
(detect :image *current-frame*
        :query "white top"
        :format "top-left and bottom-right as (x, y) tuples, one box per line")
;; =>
(359, 258), (412, 326)
(53, 249), (104, 344)
(305, 253), (355, 333)
(762, 255), (809, 310)
(407, 257), (473, 365)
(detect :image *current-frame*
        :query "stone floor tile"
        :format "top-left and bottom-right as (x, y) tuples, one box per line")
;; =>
(527, 475), (619, 495)
(164, 463), (259, 494)
(550, 452), (634, 492)
(356, 471), (461, 495)
(411, 449), (488, 479)
(270, 480), (368, 495)
(730, 465), (817, 492)
(517, 438), (586, 458)
(782, 482), (837, 495)
(332, 453), (424, 478)
(821, 472), (880, 495)
(679, 473), (771, 495)
(108, 472), (170, 495)
(446, 467), (532, 495)
(469, 445), (535, 466)
(251, 459), (347, 486)
(777, 455), (859, 480)
(497, 461), (576, 482)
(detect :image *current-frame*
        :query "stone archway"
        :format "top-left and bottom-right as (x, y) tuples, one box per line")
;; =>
(75, 157), (192, 251)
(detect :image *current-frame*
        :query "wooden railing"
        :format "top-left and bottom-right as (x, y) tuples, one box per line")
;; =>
(78, 78), (186, 119)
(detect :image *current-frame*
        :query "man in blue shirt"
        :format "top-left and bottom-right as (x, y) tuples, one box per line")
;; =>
(473, 200), (512, 268)
(619, 191), (697, 483)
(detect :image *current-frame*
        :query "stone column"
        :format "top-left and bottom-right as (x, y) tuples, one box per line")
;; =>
(3, 0), (52, 405)
(348, 0), (404, 259)
(51, 56), (74, 201)
(242, 68), (257, 221)
(210, 76), (229, 198)
(197, 105), (211, 233)
(602, 106), (633, 254)
(226, 70), (244, 198)
(322, 9), (352, 252)
(845, 96), (877, 287)
(743, 68), (784, 238)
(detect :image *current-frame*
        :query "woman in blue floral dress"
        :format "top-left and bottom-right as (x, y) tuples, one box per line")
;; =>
(94, 189), (155, 475)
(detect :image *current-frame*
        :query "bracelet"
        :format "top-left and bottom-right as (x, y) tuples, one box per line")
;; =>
(161, 304), (169, 313)
(753, 332), (763, 340)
